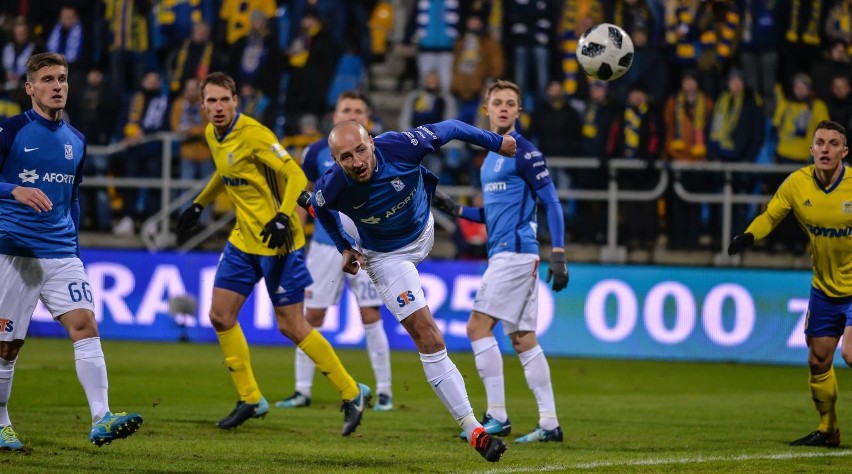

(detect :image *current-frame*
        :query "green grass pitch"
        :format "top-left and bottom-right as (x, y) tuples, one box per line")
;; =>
(1, 337), (850, 473)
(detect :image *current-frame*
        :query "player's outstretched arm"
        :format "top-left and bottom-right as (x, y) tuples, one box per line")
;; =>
(727, 232), (755, 255)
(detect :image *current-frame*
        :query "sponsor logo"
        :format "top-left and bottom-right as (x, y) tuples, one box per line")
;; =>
(64, 143), (73, 160)
(396, 290), (416, 307)
(275, 285), (287, 294)
(403, 131), (418, 146)
(0, 318), (14, 333)
(385, 188), (416, 218)
(19, 169), (39, 183)
(523, 150), (543, 160)
(391, 177), (405, 192)
(535, 169), (550, 181)
(227, 152), (234, 166)
(221, 176), (248, 186)
(41, 172), (75, 183)
(805, 224), (852, 237)
(483, 181), (507, 192)
(353, 201), (367, 209)
(315, 190), (326, 207)
(360, 216), (381, 224)
(24, 146), (38, 152)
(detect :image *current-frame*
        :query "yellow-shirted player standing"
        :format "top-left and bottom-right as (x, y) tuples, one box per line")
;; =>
(177, 72), (370, 435)
(729, 120), (851, 447)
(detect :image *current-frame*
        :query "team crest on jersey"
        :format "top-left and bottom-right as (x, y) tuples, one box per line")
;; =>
(64, 143), (73, 160)
(315, 190), (326, 207)
(843, 201), (852, 215)
(227, 152), (234, 166)
(391, 177), (405, 192)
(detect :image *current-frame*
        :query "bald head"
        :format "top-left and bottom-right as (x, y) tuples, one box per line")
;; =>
(329, 120), (376, 182)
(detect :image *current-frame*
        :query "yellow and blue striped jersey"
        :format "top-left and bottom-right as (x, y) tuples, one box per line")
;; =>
(195, 113), (307, 256)
(746, 165), (852, 297)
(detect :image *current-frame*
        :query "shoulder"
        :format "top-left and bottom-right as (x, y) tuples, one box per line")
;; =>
(303, 137), (329, 161)
(0, 113), (32, 151)
(63, 122), (86, 144)
(238, 115), (280, 145)
(514, 134), (545, 167)
(314, 167), (347, 207)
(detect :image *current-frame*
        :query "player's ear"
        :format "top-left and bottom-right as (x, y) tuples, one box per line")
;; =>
(24, 81), (33, 96)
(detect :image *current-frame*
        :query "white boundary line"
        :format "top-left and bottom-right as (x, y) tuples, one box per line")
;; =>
(476, 450), (852, 473)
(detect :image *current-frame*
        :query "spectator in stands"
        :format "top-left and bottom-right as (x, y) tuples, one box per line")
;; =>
(556, 0), (604, 99)
(737, 0), (783, 118)
(663, 0), (702, 92)
(280, 113), (322, 160)
(104, 0), (156, 97)
(284, 6), (339, 135)
(45, 6), (87, 104)
(607, 81), (662, 251)
(825, 76), (851, 140)
(232, 9), (281, 114)
(609, 26), (668, 108)
(664, 70), (714, 250)
(707, 69), (765, 243)
(399, 0), (462, 95)
(157, 0), (214, 57)
(399, 71), (458, 182)
(237, 81), (271, 129)
(823, 0), (852, 54)
(451, 11), (504, 126)
(217, 0), (276, 66)
(113, 70), (170, 236)
(503, 0), (554, 105)
(779, 0), (826, 90)
(574, 80), (614, 244)
(2, 18), (40, 109)
(693, 0), (740, 100)
(167, 21), (220, 97)
(810, 39), (852, 103)
(171, 77), (212, 224)
(74, 68), (120, 232)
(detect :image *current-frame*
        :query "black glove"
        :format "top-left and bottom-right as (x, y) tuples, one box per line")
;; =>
(177, 203), (203, 243)
(546, 251), (569, 292)
(297, 190), (315, 216)
(432, 190), (460, 217)
(727, 232), (755, 255)
(260, 212), (295, 250)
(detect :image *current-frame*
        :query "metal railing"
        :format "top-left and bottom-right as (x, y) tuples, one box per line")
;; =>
(83, 134), (804, 263)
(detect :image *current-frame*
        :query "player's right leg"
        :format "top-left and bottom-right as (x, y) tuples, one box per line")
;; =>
(0, 341), (23, 451)
(351, 269), (392, 411)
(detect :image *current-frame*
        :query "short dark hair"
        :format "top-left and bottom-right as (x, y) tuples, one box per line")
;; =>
(200, 72), (237, 98)
(336, 90), (371, 110)
(484, 80), (523, 109)
(814, 120), (847, 145)
(26, 53), (68, 82)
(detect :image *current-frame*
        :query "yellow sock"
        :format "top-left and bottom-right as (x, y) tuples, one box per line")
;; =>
(809, 367), (839, 433)
(217, 323), (262, 403)
(298, 329), (358, 400)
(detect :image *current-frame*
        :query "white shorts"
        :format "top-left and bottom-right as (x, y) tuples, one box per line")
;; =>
(0, 255), (95, 341)
(304, 241), (383, 309)
(473, 252), (540, 335)
(360, 214), (434, 321)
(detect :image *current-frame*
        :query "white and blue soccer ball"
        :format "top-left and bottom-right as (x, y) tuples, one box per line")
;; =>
(576, 23), (634, 81)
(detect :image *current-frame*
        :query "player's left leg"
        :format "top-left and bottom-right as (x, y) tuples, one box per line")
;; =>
(0, 341), (23, 451)
(511, 331), (563, 444)
(465, 312), (510, 437)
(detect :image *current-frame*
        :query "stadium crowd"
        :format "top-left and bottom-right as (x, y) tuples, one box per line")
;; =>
(1, 0), (851, 253)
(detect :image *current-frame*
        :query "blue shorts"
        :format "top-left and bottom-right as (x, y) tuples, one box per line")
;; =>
(214, 243), (313, 307)
(805, 286), (852, 337)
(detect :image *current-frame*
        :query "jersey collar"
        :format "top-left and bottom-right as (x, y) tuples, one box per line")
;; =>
(813, 165), (845, 194)
(26, 108), (64, 130)
(215, 113), (240, 142)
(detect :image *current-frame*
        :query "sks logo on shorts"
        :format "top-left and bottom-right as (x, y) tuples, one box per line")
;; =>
(396, 290), (416, 308)
(221, 175), (248, 186)
(0, 318), (14, 333)
(805, 224), (852, 238)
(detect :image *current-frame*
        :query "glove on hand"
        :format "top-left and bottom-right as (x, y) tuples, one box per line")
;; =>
(432, 190), (460, 217)
(177, 203), (203, 243)
(727, 232), (754, 255)
(546, 251), (569, 292)
(260, 212), (295, 250)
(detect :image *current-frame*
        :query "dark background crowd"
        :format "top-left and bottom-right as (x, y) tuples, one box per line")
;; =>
(1, 0), (850, 256)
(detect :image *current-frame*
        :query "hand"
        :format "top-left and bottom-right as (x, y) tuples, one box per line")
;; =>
(498, 135), (517, 157)
(11, 186), (52, 213)
(297, 190), (315, 217)
(546, 251), (569, 292)
(432, 190), (459, 217)
(342, 248), (365, 275)
(260, 213), (295, 250)
(727, 232), (755, 255)
(177, 203), (203, 243)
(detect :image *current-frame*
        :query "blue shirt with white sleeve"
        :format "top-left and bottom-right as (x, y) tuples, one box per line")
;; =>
(312, 120), (504, 253)
(0, 109), (86, 258)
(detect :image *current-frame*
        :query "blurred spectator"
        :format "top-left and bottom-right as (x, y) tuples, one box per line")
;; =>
(693, 0), (739, 100)
(503, 0), (554, 104)
(170, 77), (212, 222)
(400, 0), (463, 95)
(2, 18), (40, 109)
(167, 21), (220, 96)
(105, 0), (157, 97)
(74, 68), (120, 232)
(608, 0), (654, 37)
(0, 89), (20, 121)
(399, 70), (458, 182)
(451, 11), (504, 126)
(281, 113), (322, 161)
(326, 44), (367, 111)
(284, 7), (339, 134)
(557, 0), (604, 99)
(114, 70), (170, 236)
(237, 81), (271, 128)
(607, 81), (662, 250)
(707, 69), (764, 242)
(825, 76), (851, 139)
(157, 0), (215, 55)
(810, 39), (852, 103)
(233, 10), (281, 109)
(823, 0), (852, 53)
(609, 26), (668, 107)
(368, 0), (395, 62)
(217, 0), (276, 50)
(664, 0), (702, 89)
(664, 70), (713, 250)
(737, 0), (783, 118)
(779, 0), (827, 88)
(46, 6), (88, 104)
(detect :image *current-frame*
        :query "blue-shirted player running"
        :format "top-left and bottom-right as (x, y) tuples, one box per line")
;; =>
(433, 80), (568, 444)
(0, 53), (142, 451)
(301, 118), (516, 462)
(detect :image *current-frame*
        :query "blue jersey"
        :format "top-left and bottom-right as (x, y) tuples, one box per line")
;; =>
(480, 131), (556, 256)
(302, 137), (350, 247)
(312, 120), (503, 252)
(0, 110), (85, 258)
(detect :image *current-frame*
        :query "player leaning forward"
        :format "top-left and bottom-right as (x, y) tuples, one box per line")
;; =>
(178, 72), (369, 435)
(729, 120), (851, 447)
(304, 118), (516, 461)
(0, 52), (142, 450)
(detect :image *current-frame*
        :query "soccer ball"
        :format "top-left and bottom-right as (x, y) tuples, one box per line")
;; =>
(576, 23), (634, 81)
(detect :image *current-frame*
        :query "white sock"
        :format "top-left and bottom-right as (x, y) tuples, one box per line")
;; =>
(294, 347), (315, 397)
(471, 336), (506, 422)
(74, 337), (110, 423)
(420, 349), (478, 438)
(519, 345), (559, 431)
(0, 357), (15, 426)
(364, 320), (392, 396)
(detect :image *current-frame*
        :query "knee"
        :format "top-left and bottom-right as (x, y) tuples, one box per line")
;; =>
(842, 349), (852, 368)
(807, 354), (833, 374)
(304, 308), (326, 328)
(208, 309), (233, 332)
